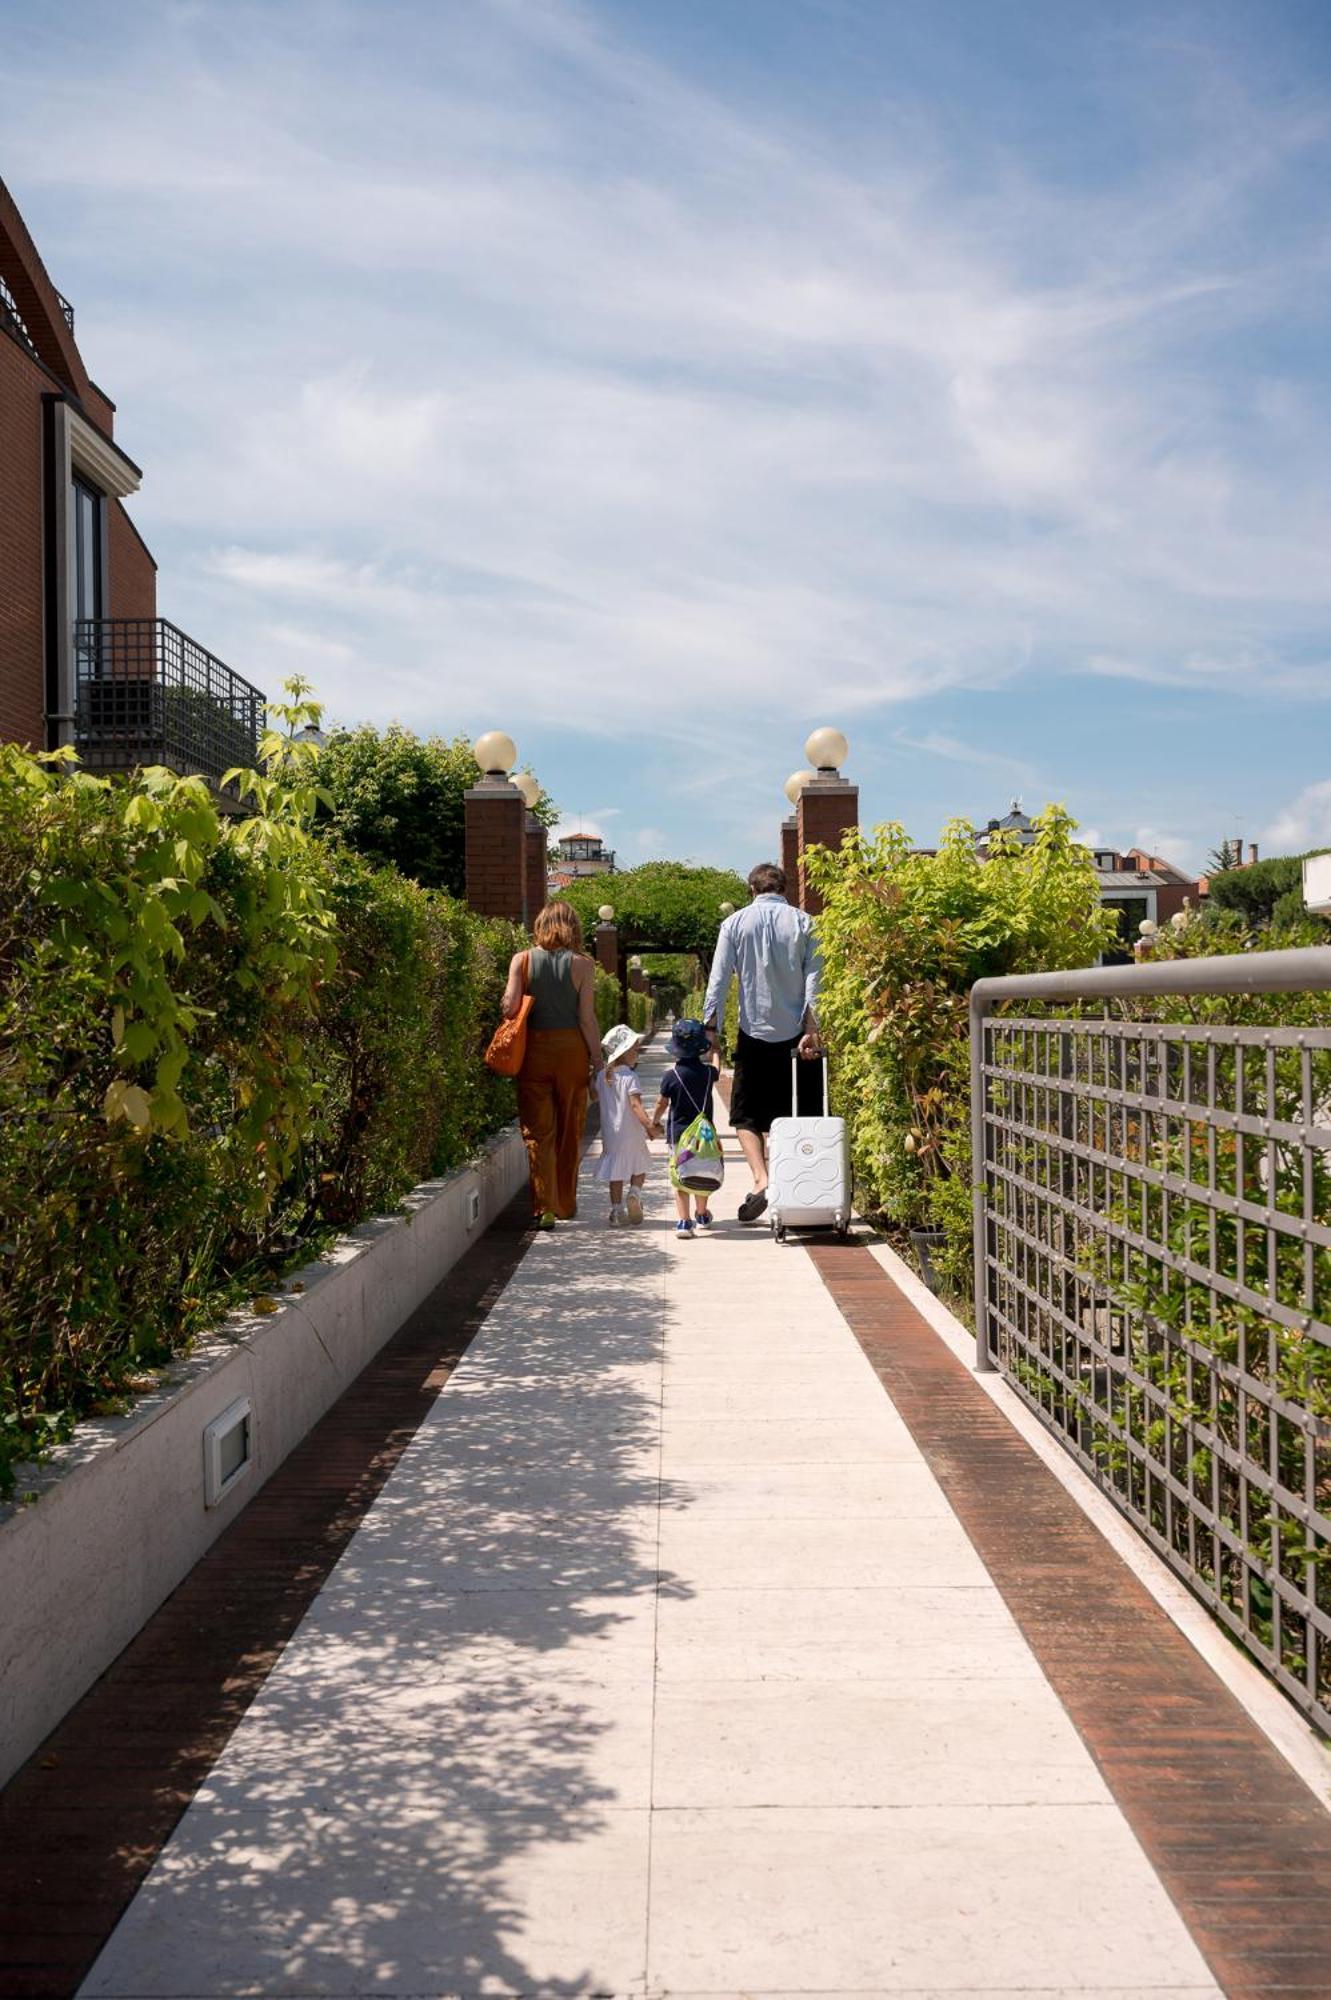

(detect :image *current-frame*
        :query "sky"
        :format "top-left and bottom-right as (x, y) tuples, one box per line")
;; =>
(4, 0), (1330, 872)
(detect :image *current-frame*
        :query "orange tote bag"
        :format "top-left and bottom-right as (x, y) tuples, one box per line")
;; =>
(484, 952), (533, 1076)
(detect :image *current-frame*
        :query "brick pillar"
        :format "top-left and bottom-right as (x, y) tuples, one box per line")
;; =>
(797, 777), (858, 917)
(464, 778), (526, 922)
(525, 816), (548, 926)
(781, 816), (799, 904)
(628, 964), (647, 994)
(594, 921), (619, 980)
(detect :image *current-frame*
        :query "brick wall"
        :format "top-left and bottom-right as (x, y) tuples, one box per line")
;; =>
(781, 818), (799, 903)
(525, 819), (548, 928)
(0, 335), (46, 747)
(464, 785), (526, 922)
(107, 500), (157, 621)
(797, 781), (858, 916)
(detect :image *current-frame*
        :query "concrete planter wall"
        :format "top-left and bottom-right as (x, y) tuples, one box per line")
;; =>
(0, 1124), (527, 1790)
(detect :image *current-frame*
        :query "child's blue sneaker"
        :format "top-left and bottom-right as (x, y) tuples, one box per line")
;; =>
(695, 1209), (713, 1229)
(675, 1218), (695, 1237)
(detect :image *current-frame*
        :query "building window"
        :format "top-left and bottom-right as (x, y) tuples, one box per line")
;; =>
(72, 476), (103, 624)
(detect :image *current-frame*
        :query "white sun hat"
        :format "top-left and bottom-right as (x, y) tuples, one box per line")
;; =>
(602, 1023), (643, 1067)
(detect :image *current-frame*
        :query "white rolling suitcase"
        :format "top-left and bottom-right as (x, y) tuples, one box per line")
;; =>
(767, 1055), (852, 1241)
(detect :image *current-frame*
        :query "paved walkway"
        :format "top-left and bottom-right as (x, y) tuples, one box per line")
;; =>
(77, 1044), (1241, 1996)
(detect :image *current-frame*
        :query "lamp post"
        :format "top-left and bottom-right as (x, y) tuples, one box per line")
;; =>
(781, 769), (815, 905)
(594, 903), (620, 982)
(795, 729), (857, 916)
(464, 731), (527, 923)
(513, 770), (548, 923)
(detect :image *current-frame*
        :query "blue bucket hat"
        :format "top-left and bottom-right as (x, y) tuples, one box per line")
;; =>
(670, 1017), (709, 1057)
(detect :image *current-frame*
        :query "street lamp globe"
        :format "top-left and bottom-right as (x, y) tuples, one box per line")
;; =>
(784, 769), (817, 806)
(1138, 918), (1158, 938)
(598, 904), (615, 924)
(805, 727), (848, 773)
(719, 901), (735, 916)
(628, 955), (643, 971)
(473, 731), (517, 777)
(513, 770), (541, 809)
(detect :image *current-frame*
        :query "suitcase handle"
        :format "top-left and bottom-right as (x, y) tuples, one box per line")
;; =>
(791, 1049), (829, 1119)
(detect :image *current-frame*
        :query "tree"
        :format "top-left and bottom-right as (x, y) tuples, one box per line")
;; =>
(1207, 838), (1242, 874)
(318, 725), (556, 897)
(557, 861), (748, 963)
(1205, 849), (1330, 929)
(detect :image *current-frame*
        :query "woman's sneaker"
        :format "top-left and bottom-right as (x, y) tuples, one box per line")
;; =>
(625, 1190), (644, 1225)
(607, 1205), (626, 1227)
(695, 1208), (713, 1229)
(675, 1217), (695, 1237)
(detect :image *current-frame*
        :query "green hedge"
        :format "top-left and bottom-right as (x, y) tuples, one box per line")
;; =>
(0, 736), (519, 1497)
(591, 967), (655, 1039)
(807, 808), (1117, 1303)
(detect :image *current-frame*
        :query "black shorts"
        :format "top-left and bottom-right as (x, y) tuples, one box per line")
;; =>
(729, 1030), (823, 1135)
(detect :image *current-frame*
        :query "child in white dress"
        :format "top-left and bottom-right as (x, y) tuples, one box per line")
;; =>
(595, 1024), (655, 1225)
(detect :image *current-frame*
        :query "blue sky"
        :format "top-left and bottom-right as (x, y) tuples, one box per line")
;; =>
(4, 0), (1330, 871)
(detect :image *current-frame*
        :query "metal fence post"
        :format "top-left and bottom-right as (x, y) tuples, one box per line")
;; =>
(970, 986), (994, 1372)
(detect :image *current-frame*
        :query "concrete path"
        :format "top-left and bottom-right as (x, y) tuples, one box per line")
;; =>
(81, 1043), (1220, 1999)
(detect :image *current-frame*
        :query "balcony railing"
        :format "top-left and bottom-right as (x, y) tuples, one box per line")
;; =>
(970, 950), (1331, 1731)
(73, 619), (266, 790)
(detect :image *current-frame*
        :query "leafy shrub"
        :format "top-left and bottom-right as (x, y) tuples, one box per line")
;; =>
(318, 722), (555, 895)
(807, 808), (1117, 1299)
(0, 700), (520, 1497)
(1204, 848), (1331, 931)
(559, 861), (746, 960)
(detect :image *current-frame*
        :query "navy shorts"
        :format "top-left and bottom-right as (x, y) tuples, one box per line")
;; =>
(729, 1030), (823, 1135)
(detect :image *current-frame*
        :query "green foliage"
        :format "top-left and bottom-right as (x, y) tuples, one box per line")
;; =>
(318, 723), (556, 898)
(589, 969), (655, 1040)
(808, 807), (1118, 1297)
(1204, 852), (1321, 927)
(0, 690), (519, 1498)
(559, 861), (747, 959)
(639, 952), (699, 1015)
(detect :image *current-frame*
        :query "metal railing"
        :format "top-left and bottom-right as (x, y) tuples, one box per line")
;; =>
(970, 950), (1331, 1729)
(73, 619), (266, 789)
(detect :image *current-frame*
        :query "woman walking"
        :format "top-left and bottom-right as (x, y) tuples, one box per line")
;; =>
(500, 901), (604, 1229)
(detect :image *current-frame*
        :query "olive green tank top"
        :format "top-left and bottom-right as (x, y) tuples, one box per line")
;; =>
(527, 947), (581, 1030)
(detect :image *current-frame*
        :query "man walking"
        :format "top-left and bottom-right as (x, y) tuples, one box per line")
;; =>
(704, 861), (822, 1222)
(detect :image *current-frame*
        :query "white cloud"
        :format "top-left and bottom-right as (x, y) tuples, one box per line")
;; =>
(5, 0), (1330, 855)
(1262, 780), (1331, 854)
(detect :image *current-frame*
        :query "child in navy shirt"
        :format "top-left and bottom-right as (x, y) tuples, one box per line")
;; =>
(651, 1018), (720, 1236)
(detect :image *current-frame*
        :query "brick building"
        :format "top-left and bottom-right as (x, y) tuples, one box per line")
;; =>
(1, 177), (263, 784)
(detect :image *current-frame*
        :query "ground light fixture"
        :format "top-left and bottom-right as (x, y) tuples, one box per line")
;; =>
(203, 1397), (252, 1507)
(473, 731), (518, 778)
(513, 770), (541, 809)
(805, 727), (849, 773)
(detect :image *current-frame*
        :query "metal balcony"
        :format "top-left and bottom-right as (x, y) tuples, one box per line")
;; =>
(73, 619), (266, 793)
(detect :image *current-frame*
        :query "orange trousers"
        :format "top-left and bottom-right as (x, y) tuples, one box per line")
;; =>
(516, 1028), (590, 1219)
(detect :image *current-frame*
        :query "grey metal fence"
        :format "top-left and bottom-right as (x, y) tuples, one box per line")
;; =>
(970, 950), (1331, 1729)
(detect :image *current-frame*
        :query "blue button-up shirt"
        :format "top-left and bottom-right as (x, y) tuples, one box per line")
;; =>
(704, 894), (822, 1046)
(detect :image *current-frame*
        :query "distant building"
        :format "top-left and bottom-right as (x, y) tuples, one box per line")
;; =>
(1091, 847), (1199, 960)
(974, 802), (1039, 855)
(974, 805), (1202, 962)
(1, 175), (264, 794)
(549, 832), (616, 890)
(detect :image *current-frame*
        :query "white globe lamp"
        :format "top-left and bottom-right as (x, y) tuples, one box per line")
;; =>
(805, 727), (848, 773)
(719, 900), (735, 916)
(513, 770), (541, 809)
(628, 954), (643, 971)
(473, 731), (517, 778)
(598, 904), (615, 924)
(1138, 918), (1158, 939)
(784, 769), (817, 806)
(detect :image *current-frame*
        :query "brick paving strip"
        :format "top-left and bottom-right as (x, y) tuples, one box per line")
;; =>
(0, 1194), (535, 2000)
(807, 1239), (1331, 2000)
